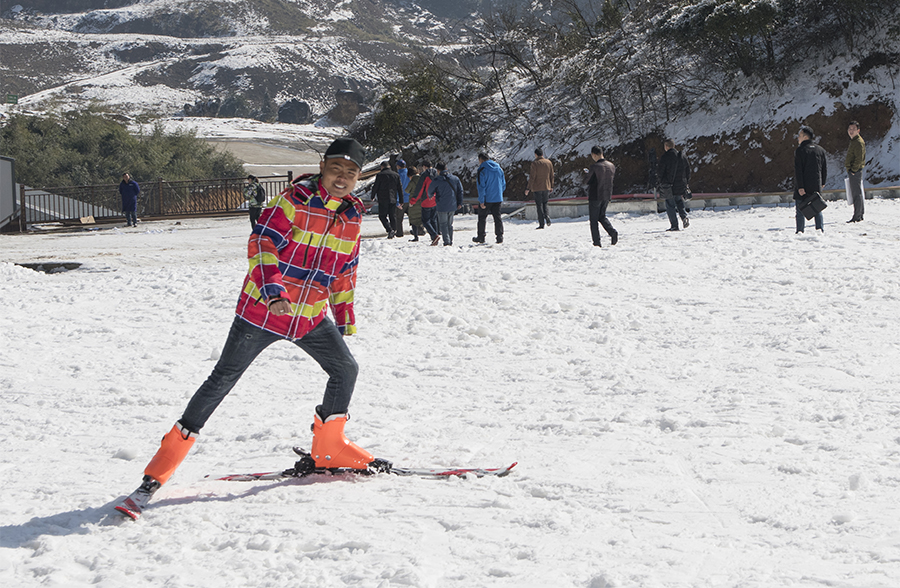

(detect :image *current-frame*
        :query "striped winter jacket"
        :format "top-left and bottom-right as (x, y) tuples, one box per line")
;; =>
(235, 174), (364, 339)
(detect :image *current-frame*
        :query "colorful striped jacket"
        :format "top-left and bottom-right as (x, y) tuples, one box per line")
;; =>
(235, 174), (364, 339)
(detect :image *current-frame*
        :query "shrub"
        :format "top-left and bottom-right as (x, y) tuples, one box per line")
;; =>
(0, 110), (244, 187)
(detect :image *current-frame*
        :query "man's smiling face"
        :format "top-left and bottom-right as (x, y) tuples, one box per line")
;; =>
(319, 158), (360, 198)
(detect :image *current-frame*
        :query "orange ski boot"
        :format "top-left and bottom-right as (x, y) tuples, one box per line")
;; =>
(116, 422), (197, 519)
(144, 421), (197, 485)
(310, 413), (374, 470)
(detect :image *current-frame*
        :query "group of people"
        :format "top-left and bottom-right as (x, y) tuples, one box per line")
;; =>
(361, 141), (672, 250)
(369, 153), (506, 246)
(792, 121), (867, 232)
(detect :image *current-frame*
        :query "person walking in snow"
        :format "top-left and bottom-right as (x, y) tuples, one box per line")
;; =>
(395, 159), (410, 236)
(845, 120), (866, 223)
(117, 138), (377, 519)
(525, 148), (554, 229)
(410, 160), (440, 245)
(793, 125), (828, 233)
(473, 152), (506, 244)
(405, 164), (424, 241)
(427, 162), (464, 246)
(243, 174), (266, 228)
(370, 161), (403, 238)
(118, 173), (140, 227)
(583, 145), (618, 247)
(658, 140), (690, 231)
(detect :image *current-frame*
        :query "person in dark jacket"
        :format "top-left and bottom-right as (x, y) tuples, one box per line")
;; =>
(673, 149), (691, 200)
(658, 140), (689, 231)
(583, 146), (618, 247)
(427, 162), (464, 246)
(793, 126), (828, 233)
(405, 166), (423, 241)
(118, 173), (140, 227)
(370, 161), (403, 238)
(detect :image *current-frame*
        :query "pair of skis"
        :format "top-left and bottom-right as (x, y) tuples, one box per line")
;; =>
(116, 448), (517, 519)
(208, 447), (517, 482)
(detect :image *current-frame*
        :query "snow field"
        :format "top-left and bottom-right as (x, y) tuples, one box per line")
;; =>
(1, 201), (900, 587)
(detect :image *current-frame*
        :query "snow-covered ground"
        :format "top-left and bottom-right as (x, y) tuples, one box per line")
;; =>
(2, 201), (900, 587)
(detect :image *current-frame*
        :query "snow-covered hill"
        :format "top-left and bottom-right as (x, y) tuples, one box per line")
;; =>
(0, 0), (484, 124)
(0, 0), (897, 193)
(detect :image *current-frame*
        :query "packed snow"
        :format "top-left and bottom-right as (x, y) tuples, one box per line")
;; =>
(2, 200), (900, 587)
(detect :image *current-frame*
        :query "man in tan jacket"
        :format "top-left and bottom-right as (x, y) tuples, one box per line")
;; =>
(525, 148), (554, 229)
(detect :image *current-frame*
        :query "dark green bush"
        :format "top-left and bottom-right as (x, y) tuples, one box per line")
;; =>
(0, 110), (244, 187)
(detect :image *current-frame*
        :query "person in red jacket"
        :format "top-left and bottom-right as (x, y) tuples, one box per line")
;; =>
(409, 160), (440, 246)
(116, 138), (376, 519)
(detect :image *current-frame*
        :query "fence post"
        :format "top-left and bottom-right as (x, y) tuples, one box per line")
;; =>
(19, 184), (26, 232)
(288, 171), (293, 183)
(158, 177), (164, 215)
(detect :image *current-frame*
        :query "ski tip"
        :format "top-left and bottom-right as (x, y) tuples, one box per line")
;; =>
(498, 462), (517, 476)
(114, 505), (140, 520)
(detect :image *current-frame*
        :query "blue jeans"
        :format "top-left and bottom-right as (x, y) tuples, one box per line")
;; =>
(421, 207), (439, 240)
(436, 210), (455, 245)
(795, 200), (823, 232)
(124, 211), (137, 226)
(179, 316), (358, 433)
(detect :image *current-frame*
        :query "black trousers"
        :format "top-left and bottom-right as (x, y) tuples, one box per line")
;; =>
(589, 199), (617, 245)
(477, 202), (503, 240)
(249, 207), (262, 228)
(377, 197), (397, 234)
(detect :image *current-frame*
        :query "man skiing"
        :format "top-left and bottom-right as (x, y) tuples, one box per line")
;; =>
(117, 137), (375, 519)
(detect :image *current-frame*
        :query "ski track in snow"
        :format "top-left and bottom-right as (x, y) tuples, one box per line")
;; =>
(1, 203), (900, 587)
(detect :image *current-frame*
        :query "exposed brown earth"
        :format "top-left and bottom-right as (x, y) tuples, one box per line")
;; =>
(502, 100), (896, 200)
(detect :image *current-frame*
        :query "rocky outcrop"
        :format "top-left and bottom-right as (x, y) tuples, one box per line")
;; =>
(326, 90), (366, 126)
(277, 99), (311, 125)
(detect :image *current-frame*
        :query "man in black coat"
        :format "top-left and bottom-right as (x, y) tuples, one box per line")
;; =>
(370, 161), (403, 238)
(658, 139), (690, 231)
(793, 126), (828, 233)
(583, 145), (618, 247)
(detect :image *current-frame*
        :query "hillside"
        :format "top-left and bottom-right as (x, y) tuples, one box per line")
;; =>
(0, 0), (897, 194)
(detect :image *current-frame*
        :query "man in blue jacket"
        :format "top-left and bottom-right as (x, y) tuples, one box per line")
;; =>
(118, 173), (140, 227)
(427, 162), (464, 246)
(395, 159), (410, 236)
(473, 153), (506, 244)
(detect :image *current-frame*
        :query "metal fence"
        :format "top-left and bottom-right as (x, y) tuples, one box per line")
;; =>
(17, 175), (293, 231)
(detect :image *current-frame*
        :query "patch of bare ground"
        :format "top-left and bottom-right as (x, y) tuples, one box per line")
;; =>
(535, 100), (896, 198)
(0, 41), (96, 96)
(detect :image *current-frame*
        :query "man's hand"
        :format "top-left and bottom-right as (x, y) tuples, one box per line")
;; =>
(798, 188), (806, 196)
(268, 299), (291, 317)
